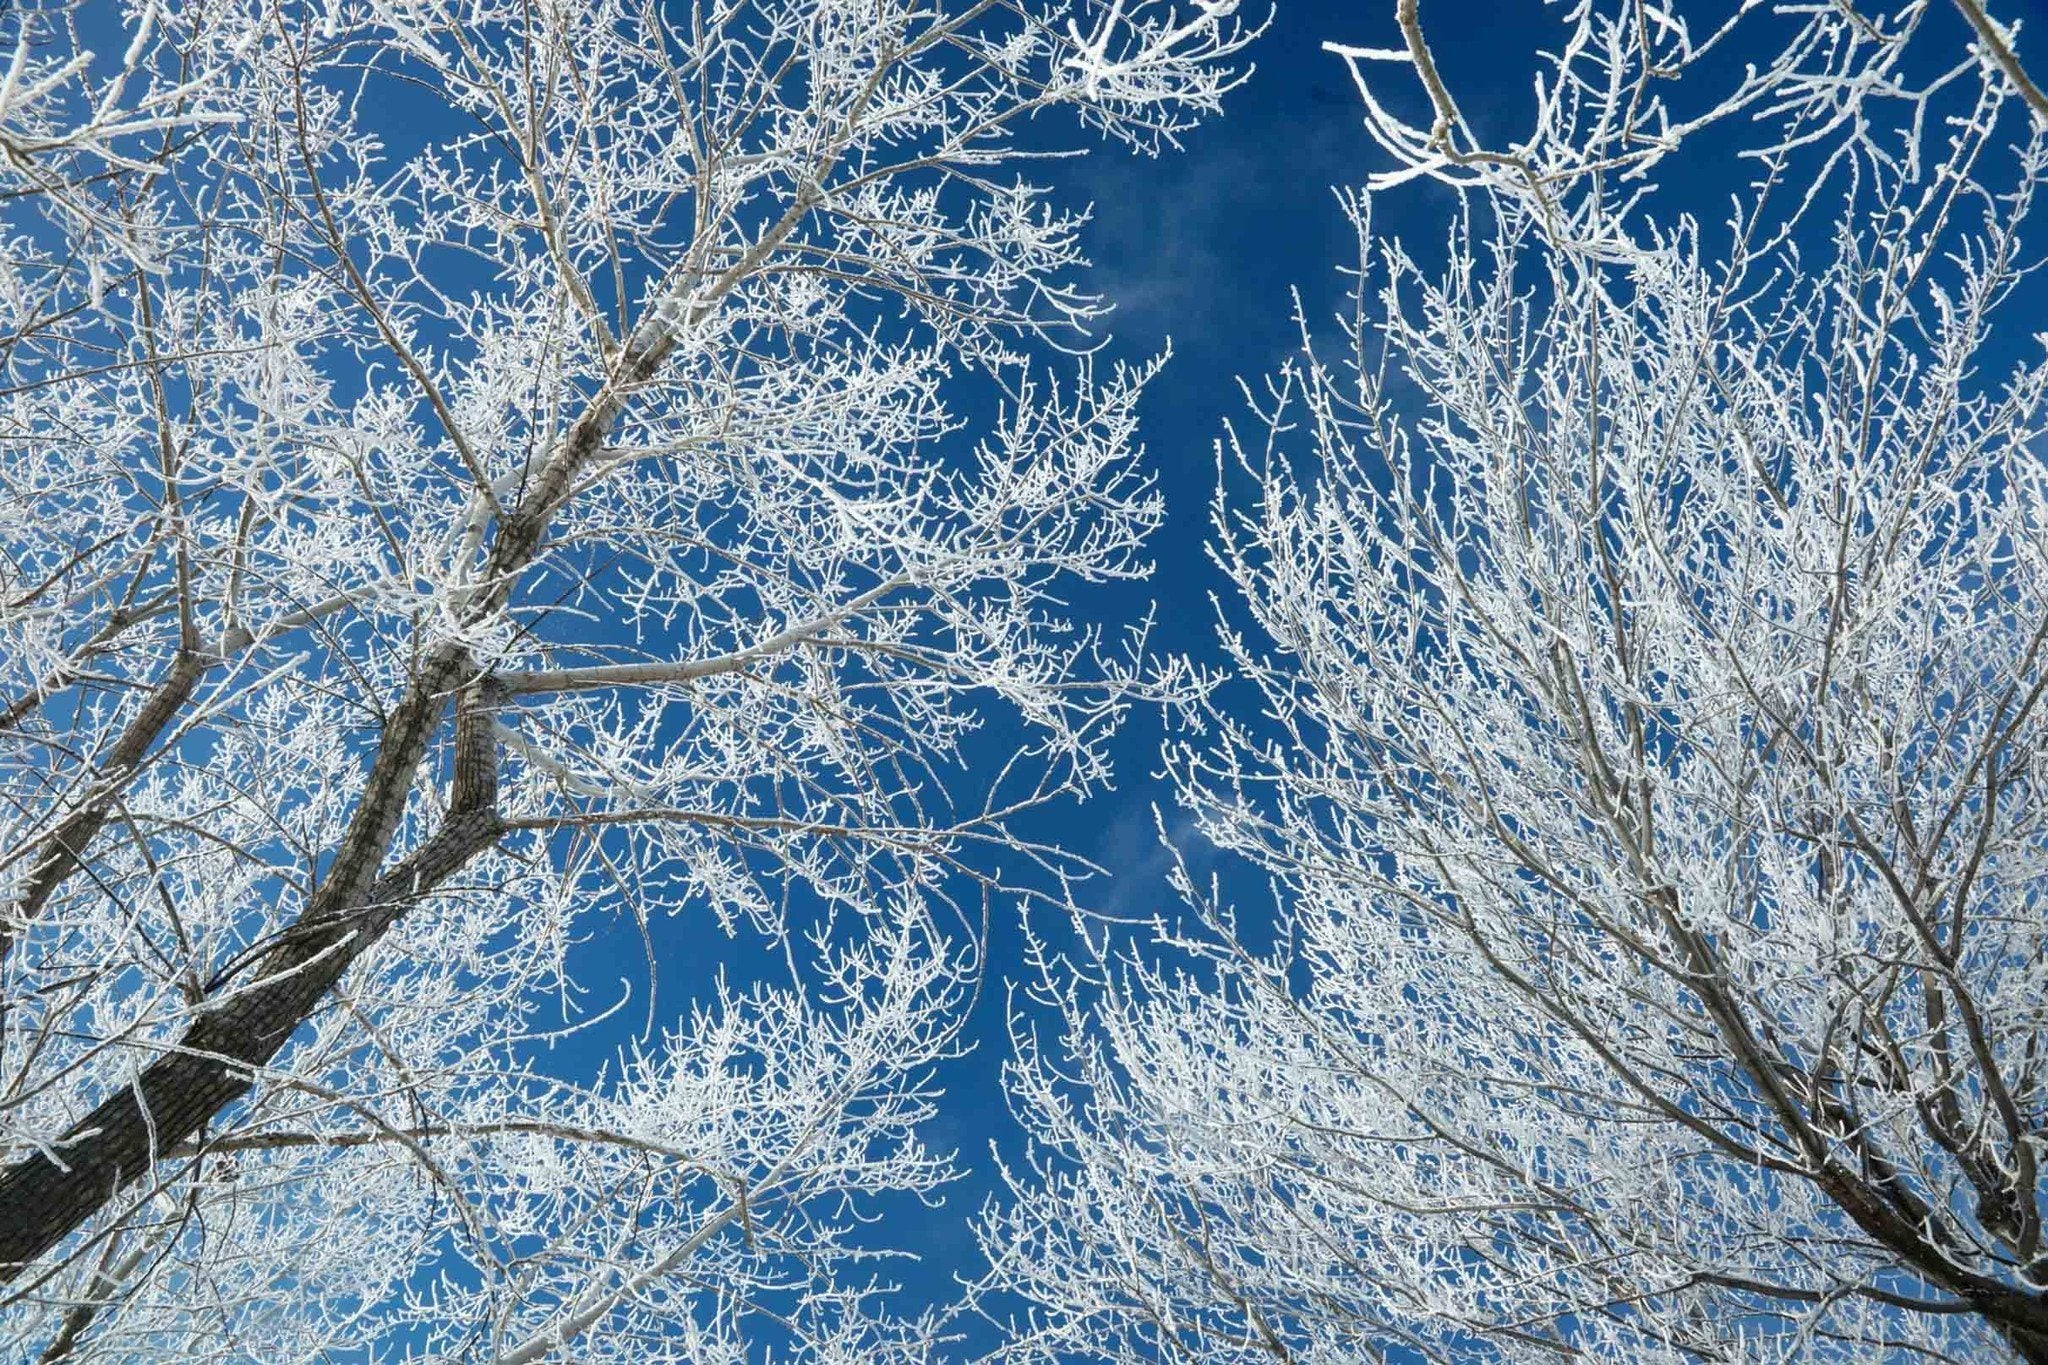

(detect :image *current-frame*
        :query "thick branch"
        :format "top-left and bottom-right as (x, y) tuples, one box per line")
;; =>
(1, 578), (417, 959)
(0, 97), (826, 1287)
(0, 741), (503, 1284)
(1954, 0), (2048, 126)
(2, 649), (205, 960)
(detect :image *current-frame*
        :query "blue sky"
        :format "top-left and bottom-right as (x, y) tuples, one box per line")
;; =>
(446, 0), (2037, 1350)
(522, 2), (1554, 1338)
(876, 0), (1554, 1331)
(22, 0), (2040, 1354)
(876, 0), (2021, 1340)
(335, 0), (2015, 1347)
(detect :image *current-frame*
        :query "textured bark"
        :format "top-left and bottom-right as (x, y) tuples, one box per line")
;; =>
(0, 244), (734, 1289)
(0, 670), (502, 1283)
(2010, 1326), (2048, 1365)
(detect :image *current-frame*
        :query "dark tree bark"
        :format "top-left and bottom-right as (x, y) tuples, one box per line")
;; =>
(0, 665), (502, 1283)
(0, 321), (705, 1291)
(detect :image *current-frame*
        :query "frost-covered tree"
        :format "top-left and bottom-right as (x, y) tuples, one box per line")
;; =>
(979, 3), (2048, 1361)
(0, 0), (1252, 1358)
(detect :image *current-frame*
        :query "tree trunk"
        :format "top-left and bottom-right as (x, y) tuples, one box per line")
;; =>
(0, 667), (501, 1284)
